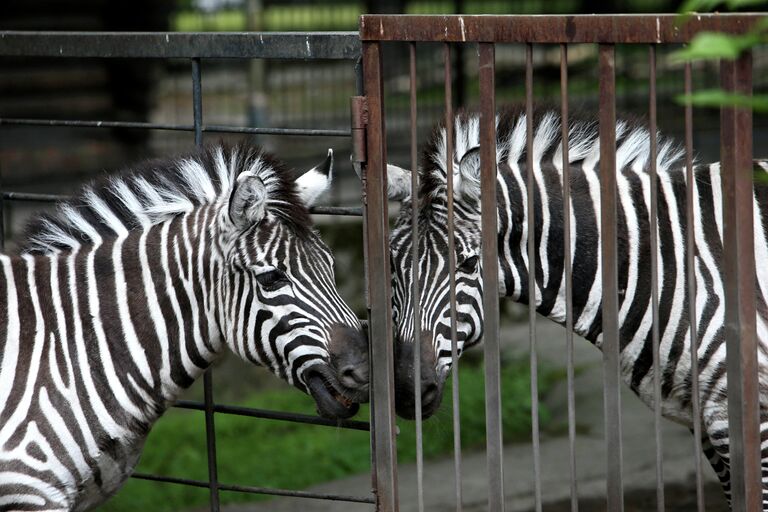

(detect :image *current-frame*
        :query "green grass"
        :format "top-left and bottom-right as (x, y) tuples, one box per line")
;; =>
(98, 355), (560, 511)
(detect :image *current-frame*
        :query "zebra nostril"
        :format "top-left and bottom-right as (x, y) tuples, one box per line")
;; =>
(340, 365), (368, 388)
(421, 383), (438, 405)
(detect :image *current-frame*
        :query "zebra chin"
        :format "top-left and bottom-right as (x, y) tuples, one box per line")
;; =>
(305, 364), (367, 419)
(393, 334), (445, 420)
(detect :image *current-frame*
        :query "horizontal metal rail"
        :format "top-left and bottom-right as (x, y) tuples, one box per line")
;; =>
(0, 118), (351, 138)
(359, 13), (761, 43)
(0, 192), (363, 216)
(131, 473), (375, 503)
(173, 400), (370, 431)
(0, 31), (361, 60)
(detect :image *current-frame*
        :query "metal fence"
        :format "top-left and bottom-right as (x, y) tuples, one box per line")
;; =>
(0, 30), (374, 510)
(1, 14), (766, 512)
(359, 13), (764, 512)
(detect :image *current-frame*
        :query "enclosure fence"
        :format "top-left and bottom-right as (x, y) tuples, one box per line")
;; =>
(358, 13), (764, 512)
(0, 13), (765, 512)
(0, 30), (374, 510)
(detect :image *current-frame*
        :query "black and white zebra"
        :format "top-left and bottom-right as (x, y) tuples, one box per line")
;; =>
(385, 107), (768, 507)
(0, 144), (369, 511)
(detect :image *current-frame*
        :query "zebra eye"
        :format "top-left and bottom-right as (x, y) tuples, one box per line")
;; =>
(459, 255), (479, 273)
(255, 269), (289, 290)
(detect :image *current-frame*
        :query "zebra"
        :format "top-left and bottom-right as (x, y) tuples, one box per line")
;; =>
(0, 143), (369, 511)
(384, 106), (768, 507)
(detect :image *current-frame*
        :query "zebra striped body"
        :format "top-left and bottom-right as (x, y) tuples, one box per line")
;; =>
(0, 145), (368, 510)
(387, 107), (768, 507)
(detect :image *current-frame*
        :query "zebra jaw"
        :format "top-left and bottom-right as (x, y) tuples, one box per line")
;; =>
(305, 365), (365, 419)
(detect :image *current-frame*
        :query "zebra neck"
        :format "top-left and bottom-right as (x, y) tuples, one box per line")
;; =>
(497, 161), (603, 343)
(86, 215), (225, 408)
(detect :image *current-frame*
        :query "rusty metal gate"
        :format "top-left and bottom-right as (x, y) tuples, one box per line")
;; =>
(358, 13), (764, 512)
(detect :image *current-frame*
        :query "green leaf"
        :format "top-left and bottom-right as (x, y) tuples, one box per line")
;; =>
(678, 0), (725, 12)
(676, 90), (768, 111)
(669, 31), (761, 62)
(725, 0), (768, 9)
(679, 0), (767, 12)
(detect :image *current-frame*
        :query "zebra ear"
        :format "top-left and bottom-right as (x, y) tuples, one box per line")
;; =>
(387, 164), (412, 201)
(229, 171), (268, 229)
(457, 146), (481, 201)
(295, 149), (333, 207)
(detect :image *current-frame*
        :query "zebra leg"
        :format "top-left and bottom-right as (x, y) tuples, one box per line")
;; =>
(701, 412), (768, 510)
(699, 432), (732, 506)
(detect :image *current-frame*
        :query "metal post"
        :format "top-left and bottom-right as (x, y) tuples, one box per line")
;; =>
(478, 42), (504, 512)
(362, 40), (399, 512)
(443, 42), (463, 512)
(648, 44), (665, 512)
(192, 57), (220, 512)
(525, 42), (543, 512)
(560, 42), (579, 512)
(684, 60), (705, 512)
(720, 51), (761, 512)
(408, 42), (425, 512)
(598, 43), (624, 512)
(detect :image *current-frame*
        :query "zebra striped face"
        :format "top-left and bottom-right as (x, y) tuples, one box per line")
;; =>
(389, 196), (485, 419)
(219, 152), (368, 420)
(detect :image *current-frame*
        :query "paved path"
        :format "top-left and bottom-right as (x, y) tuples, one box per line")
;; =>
(227, 317), (727, 512)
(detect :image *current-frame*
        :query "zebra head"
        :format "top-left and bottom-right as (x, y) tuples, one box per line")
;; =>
(22, 145), (368, 420)
(216, 148), (369, 419)
(387, 137), (485, 419)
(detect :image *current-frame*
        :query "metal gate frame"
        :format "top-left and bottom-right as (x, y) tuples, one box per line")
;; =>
(0, 31), (375, 510)
(358, 13), (764, 512)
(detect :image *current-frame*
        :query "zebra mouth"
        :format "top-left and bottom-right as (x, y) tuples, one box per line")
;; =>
(305, 366), (361, 420)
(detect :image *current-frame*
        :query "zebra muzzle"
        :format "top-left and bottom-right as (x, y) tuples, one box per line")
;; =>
(305, 366), (362, 420)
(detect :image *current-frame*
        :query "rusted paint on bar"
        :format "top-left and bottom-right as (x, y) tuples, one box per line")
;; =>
(560, 42), (578, 512)
(409, 42), (425, 512)
(362, 40), (400, 512)
(648, 44), (665, 512)
(443, 42), (464, 512)
(359, 14), (761, 43)
(478, 42), (504, 512)
(684, 61), (705, 512)
(525, 43), (543, 512)
(720, 52), (761, 512)
(598, 44), (624, 512)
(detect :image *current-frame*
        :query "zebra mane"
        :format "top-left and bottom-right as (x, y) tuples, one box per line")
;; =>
(420, 105), (686, 202)
(20, 143), (313, 255)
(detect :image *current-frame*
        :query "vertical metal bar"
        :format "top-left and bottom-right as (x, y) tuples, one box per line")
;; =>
(203, 372), (219, 511)
(362, 40), (399, 512)
(648, 44), (665, 512)
(192, 57), (220, 512)
(409, 42), (425, 512)
(0, 159), (5, 252)
(720, 51), (761, 512)
(560, 42), (578, 512)
(598, 43), (624, 512)
(684, 60), (705, 512)
(479, 42), (504, 512)
(525, 42), (542, 512)
(443, 41), (463, 512)
(192, 58), (204, 148)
